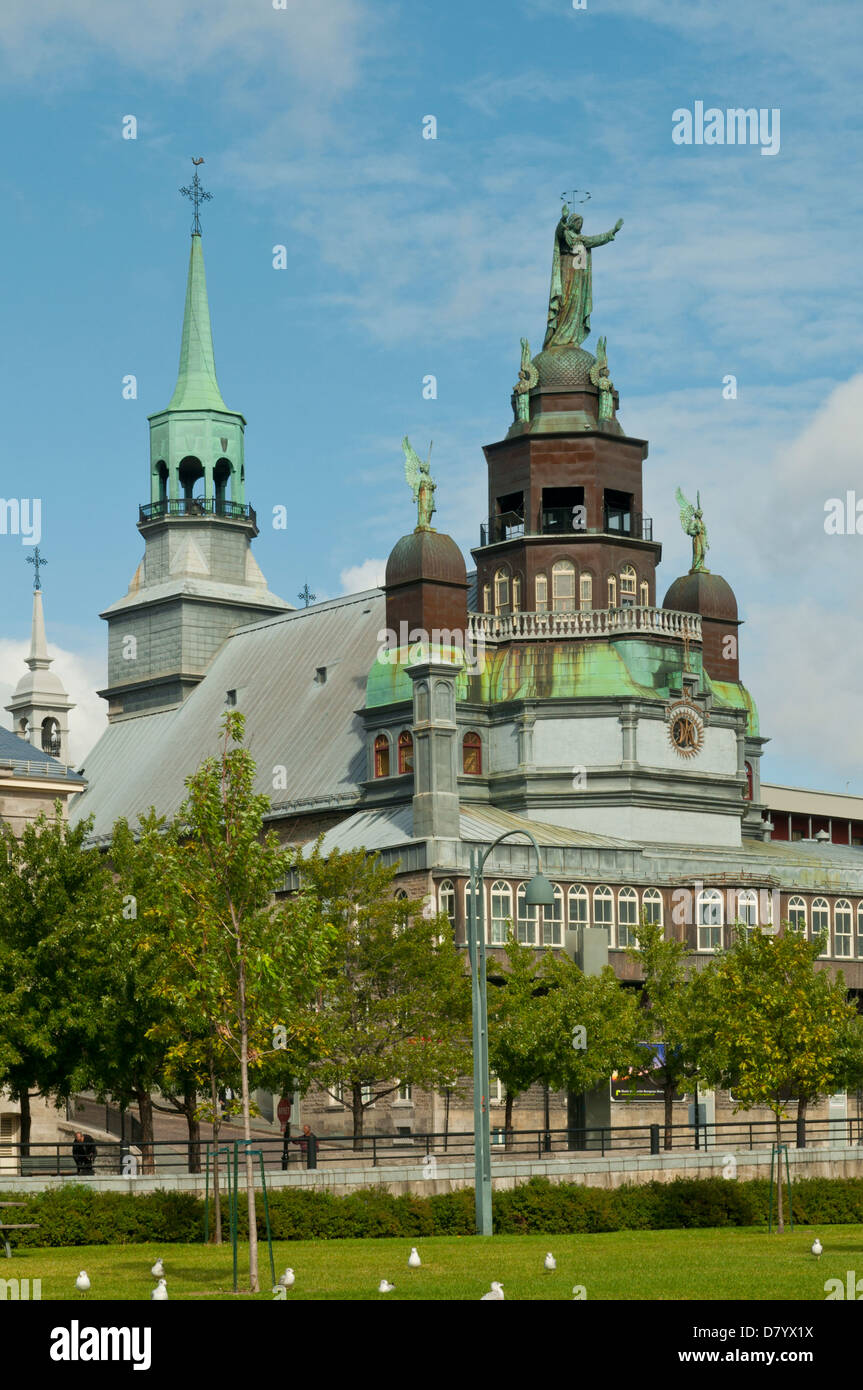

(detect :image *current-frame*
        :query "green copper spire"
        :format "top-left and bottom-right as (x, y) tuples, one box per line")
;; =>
(166, 234), (231, 413)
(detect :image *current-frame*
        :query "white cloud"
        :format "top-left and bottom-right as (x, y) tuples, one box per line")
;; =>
(0, 0), (370, 95)
(339, 558), (386, 593)
(0, 640), (107, 766)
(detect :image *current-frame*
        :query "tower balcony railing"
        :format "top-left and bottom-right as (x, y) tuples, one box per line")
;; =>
(467, 605), (702, 643)
(139, 498), (256, 525)
(479, 509), (653, 546)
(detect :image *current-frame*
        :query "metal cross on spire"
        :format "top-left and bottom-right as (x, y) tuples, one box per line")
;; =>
(180, 157), (212, 235)
(298, 583), (316, 608)
(26, 547), (47, 590)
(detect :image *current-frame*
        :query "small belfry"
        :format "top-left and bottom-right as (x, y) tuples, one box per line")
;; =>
(99, 162), (290, 720)
(6, 550), (74, 763)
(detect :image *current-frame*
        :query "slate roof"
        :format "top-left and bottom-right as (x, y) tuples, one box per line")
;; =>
(0, 725), (85, 782)
(70, 588), (386, 840)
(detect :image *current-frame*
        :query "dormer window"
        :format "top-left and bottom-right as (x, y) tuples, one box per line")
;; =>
(374, 734), (390, 778)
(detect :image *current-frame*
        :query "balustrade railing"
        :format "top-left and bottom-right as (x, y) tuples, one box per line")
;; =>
(467, 605), (702, 643)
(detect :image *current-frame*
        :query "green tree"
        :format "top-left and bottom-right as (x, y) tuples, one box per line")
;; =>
(626, 915), (705, 1150)
(692, 926), (860, 1231)
(155, 712), (334, 1289)
(487, 935), (642, 1142)
(295, 843), (472, 1149)
(0, 805), (118, 1150)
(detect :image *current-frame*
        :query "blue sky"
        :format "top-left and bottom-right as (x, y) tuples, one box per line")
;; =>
(0, 0), (861, 789)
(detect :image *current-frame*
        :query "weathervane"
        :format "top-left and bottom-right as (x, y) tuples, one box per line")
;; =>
(26, 546), (47, 591)
(180, 157), (212, 235)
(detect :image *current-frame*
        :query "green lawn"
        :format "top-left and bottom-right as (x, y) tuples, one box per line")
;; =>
(4, 1227), (861, 1300)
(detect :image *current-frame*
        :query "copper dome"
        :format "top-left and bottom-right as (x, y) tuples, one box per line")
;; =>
(663, 571), (738, 622)
(385, 530), (467, 589)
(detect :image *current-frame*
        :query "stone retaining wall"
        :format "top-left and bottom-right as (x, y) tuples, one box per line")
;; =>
(1, 1144), (861, 1198)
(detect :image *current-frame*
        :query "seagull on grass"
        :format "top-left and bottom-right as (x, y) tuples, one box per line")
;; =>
(378, 1279), (395, 1293)
(150, 1278), (168, 1301)
(408, 1247), (421, 1268)
(812, 1238), (823, 1259)
(278, 1268), (295, 1288)
(151, 1258), (164, 1278)
(544, 1252), (557, 1271)
(75, 1271), (90, 1294)
(481, 1282), (505, 1300)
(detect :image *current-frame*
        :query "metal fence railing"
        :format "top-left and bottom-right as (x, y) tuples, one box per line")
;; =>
(1, 1115), (862, 1178)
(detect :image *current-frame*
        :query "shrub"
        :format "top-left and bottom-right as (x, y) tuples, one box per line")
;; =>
(3, 1173), (863, 1246)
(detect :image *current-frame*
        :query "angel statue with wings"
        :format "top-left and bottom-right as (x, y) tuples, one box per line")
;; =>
(675, 487), (709, 572)
(403, 436), (436, 530)
(588, 335), (615, 421)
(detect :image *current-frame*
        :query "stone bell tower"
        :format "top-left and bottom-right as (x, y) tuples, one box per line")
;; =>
(99, 168), (290, 721)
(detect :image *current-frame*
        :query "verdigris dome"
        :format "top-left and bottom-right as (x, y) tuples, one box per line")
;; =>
(531, 344), (596, 391)
(385, 530), (467, 589)
(663, 571), (738, 622)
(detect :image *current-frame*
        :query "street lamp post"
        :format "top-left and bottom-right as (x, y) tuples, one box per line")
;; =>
(466, 829), (555, 1236)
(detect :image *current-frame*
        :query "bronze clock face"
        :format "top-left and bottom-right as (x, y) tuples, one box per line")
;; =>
(666, 701), (705, 758)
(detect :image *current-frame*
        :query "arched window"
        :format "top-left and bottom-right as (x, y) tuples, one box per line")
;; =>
(593, 885), (614, 943)
(788, 896), (807, 934)
(812, 897), (830, 956)
(438, 879), (456, 930)
(462, 732), (482, 775)
(642, 888), (663, 926)
(178, 455), (205, 502)
(374, 734), (390, 778)
(552, 559), (576, 613)
(155, 460), (168, 507)
(482, 583), (491, 613)
(512, 574), (522, 612)
(464, 880), (481, 932)
(490, 881), (512, 946)
(835, 900), (852, 958)
(397, 731), (414, 775)
(516, 883), (537, 946)
(617, 887), (638, 947)
(494, 568), (511, 616)
(568, 884), (588, 928)
(535, 573), (548, 612)
(736, 889), (758, 936)
(213, 458), (231, 508)
(41, 718), (61, 758)
(541, 885), (564, 947)
(607, 575), (617, 609)
(620, 565), (636, 608)
(857, 902), (863, 958)
(395, 889), (408, 900)
(697, 889), (723, 951)
(744, 762), (753, 801)
(639, 580), (649, 607)
(579, 574), (593, 612)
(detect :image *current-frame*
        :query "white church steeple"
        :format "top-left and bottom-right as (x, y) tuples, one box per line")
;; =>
(5, 555), (74, 764)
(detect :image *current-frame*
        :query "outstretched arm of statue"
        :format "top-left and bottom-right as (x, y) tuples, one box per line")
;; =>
(583, 220), (623, 248)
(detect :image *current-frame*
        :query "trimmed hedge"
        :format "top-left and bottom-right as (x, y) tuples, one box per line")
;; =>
(3, 1176), (863, 1247)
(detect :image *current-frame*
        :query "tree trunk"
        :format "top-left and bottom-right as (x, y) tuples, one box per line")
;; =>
(504, 1089), (514, 1150)
(352, 1083), (364, 1151)
(184, 1084), (201, 1173)
(135, 1089), (155, 1175)
(796, 1095), (807, 1150)
(18, 1088), (31, 1158)
(209, 1054), (222, 1245)
(664, 1082), (674, 1151)
(444, 1088), (450, 1153)
(237, 950), (259, 1293)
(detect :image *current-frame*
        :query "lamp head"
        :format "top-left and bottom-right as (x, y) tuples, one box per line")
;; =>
(523, 872), (555, 908)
